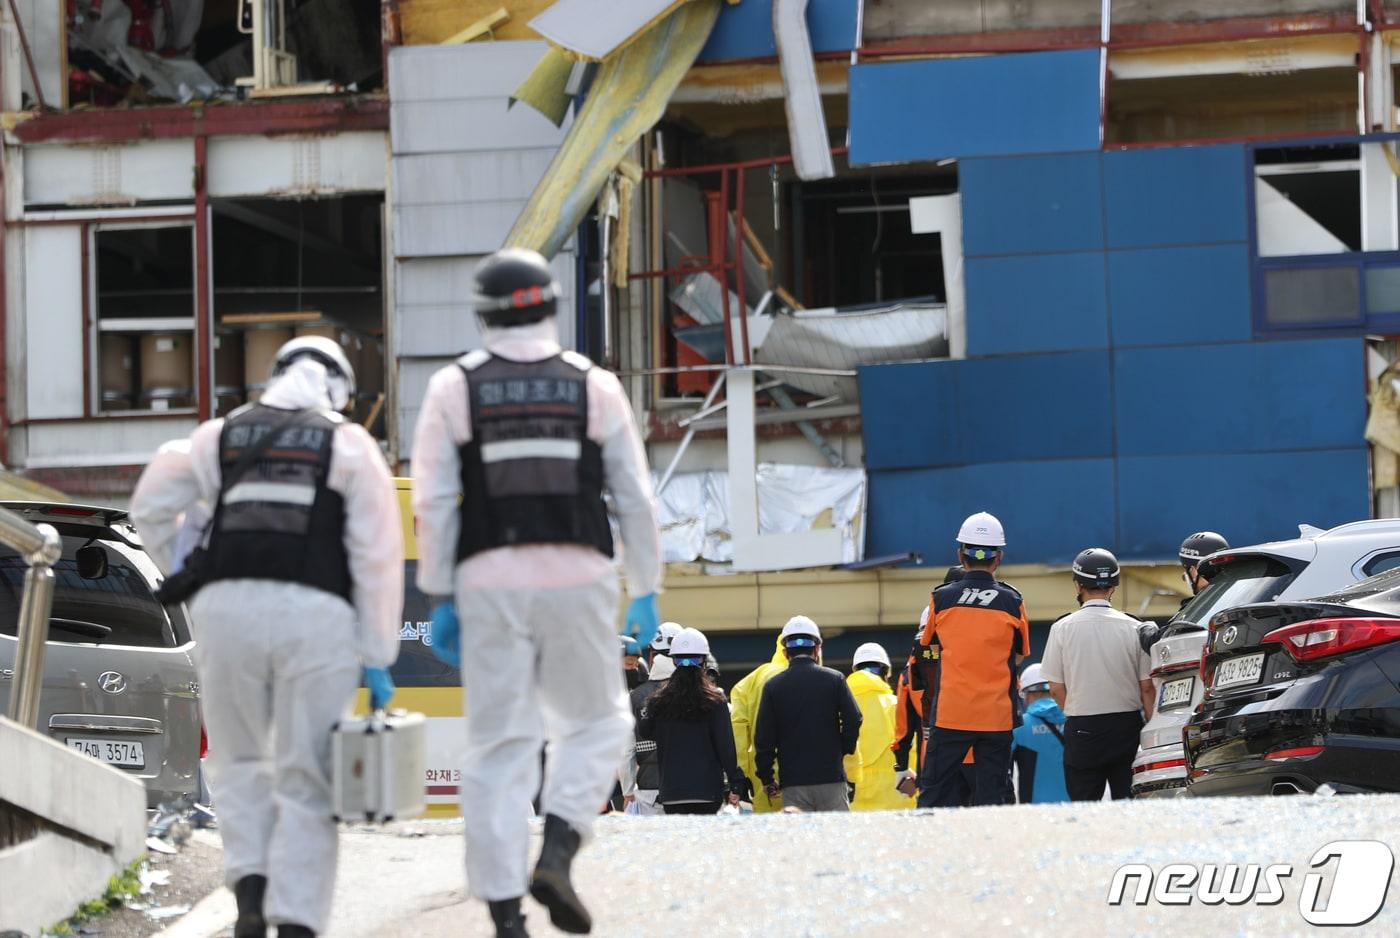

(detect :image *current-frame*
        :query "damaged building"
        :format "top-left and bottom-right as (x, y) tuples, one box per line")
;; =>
(0, 0), (1396, 672)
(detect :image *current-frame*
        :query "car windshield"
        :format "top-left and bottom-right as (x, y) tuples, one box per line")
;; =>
(0, 530), (174, 648)
(1174, 555), (1299, 628)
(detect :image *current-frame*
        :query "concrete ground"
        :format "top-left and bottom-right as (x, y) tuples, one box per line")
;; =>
(162, 794), (1400, 936)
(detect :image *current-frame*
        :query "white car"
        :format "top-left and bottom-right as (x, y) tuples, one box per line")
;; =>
(1131, 519), (1400, 797)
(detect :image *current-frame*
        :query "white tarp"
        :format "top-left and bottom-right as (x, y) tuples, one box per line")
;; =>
(755, 301), (949, 399)
(653, 465), (866, 566)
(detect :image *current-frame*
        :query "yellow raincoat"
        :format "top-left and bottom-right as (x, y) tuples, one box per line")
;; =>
(729, 639), (788, 813)
(845, 669), (914, 811)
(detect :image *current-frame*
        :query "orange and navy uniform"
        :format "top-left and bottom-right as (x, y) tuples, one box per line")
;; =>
(892, 660), (923, 772)
(918, 569), (1031, 733)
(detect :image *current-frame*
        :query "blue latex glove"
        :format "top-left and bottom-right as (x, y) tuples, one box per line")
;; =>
(364, 667), (395, 711)
(624, 594), (660, 651)
(429, 602), (461, 667)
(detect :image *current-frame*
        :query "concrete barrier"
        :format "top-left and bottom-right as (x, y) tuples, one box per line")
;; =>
(0, 716), (146, 936)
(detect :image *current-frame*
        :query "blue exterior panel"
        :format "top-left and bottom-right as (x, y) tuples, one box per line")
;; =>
(961, 153), (1105, 257)
(698, 0), (860, 62)
(1114, 338), (1365, 457)
(1108, 244), (1253, 346)
(858, 360), (963, 471)
(1103, 145), (1248, 248)
(866, 460), (1117, 566)
(961, 352), (1114, 463)
(859, 353), (1114, 470)
(966, 252), (1109, 355)
(1117, 450), (1370, 560)
(849, 50), (1102, 164)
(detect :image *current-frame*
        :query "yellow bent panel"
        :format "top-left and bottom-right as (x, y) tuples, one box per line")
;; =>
(505, 0), (722, 259)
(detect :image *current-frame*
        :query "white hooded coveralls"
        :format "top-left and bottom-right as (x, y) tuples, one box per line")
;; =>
(412, 318), (661, 902)
(130, 360), (404, 934)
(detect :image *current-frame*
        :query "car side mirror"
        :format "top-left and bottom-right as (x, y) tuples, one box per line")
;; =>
(76, 544), (109, 580)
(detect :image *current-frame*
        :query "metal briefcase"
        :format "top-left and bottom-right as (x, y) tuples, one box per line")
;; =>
(331, 709), (427, 823)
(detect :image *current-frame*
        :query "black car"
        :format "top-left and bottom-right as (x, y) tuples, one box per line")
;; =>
(1183, 566), (1400, 796)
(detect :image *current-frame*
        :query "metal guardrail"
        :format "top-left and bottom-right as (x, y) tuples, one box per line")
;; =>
(0, 507), (61, 728)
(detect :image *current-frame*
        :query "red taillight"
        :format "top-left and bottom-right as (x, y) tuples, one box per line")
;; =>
(1133, 757), (1187, 775)
(1264, 745), (1324, 761)
(200, 723), (209, 759)
(1261, 617), (1400, 662)
(1150, 659), (1200, 678)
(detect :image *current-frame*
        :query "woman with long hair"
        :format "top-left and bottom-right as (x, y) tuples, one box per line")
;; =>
(637, 627), (750, 815)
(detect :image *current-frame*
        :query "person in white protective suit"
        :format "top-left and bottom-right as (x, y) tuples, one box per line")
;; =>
(129, 337), (404, 938)
(411, 247), (662, 938)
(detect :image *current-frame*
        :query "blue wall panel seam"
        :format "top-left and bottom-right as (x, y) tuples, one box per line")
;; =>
(965, 240), (1250, 261)
(1097, 150), (1124, 554)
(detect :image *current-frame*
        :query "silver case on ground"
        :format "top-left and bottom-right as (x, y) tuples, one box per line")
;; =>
(332, 709), (427, 823)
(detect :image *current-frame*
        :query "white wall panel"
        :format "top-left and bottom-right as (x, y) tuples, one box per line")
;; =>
(207, 132), (387, 198)
(23, 225), (84, 420)
(24, 417), (199, 468)
(24, 140), (196, 206)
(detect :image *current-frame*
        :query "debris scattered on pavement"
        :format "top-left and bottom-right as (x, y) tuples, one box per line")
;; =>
(143, 905), (192, 921)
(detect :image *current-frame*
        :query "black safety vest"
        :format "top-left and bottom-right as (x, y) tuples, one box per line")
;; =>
(204, 404), (352, 599)
(456, 351), (614, 561)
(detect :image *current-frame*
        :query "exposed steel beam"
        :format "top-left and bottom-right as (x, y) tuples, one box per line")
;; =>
(13, 96), (389, 145)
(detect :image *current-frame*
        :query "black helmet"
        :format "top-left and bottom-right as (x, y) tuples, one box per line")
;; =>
(473, 247), (560, 328)
(1072, 547), (1121, 590)
(1179, 531), (1228, 567)
(942, 564), (965, 585)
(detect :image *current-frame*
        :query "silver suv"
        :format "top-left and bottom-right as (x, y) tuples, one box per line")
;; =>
(0, 502), (200, 808)
(1132, 519), (1400, 797)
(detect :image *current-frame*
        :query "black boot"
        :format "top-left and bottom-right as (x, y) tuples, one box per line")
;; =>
(232, 875), (267, 938)
(277, 926), (315, 938)
(529, 814), (591, 934)
(489, 898), (529, 937)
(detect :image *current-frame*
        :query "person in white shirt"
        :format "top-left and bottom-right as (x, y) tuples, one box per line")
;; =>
(1040, 547), (1153, 801)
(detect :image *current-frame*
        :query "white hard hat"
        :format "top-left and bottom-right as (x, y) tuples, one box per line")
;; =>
(779, 615), (821, 645)
(1020, 662), (1050, 696)
(670, 627), (710, 659)
(650, 622), (683, 652)
(956, 511), (1006, 548)
(852, 642), (891, 670)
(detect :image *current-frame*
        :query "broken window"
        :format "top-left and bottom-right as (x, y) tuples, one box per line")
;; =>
(1107, 35), (1358, 146)
(211, 194), (386, 433)
(94, 223), (197, 413)
(792, 172), (954, 309)
(1255, 145), (1361, 257)
(56, 0), (381, 108)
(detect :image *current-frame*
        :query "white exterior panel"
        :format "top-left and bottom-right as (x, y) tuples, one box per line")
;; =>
(24, 140), (196, 207)
(22, 417), (199, 468)
(23, 225), (84, 420)
(389, 41), (577, 463)
(207, 132), (387, 198)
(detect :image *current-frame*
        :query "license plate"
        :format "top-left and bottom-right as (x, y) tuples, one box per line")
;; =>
(1213, 652), (1265, 690)
(1159, 675), (1195, 709)
(67, 737), (145, 768)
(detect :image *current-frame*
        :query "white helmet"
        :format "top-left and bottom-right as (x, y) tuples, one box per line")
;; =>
(852, 642), (891, 670)
(671, 627), (710, 661)
(650, 622), (683, 653)
(272, 336), (356, 411)
(1020, 662), (1050, 697)
(779, 615), (821, 648)
(956, 511), (1006, 548)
